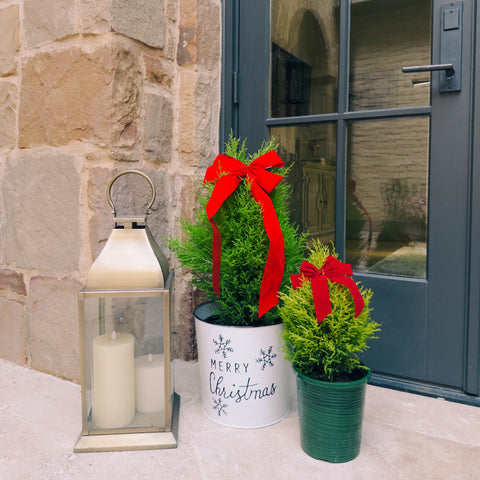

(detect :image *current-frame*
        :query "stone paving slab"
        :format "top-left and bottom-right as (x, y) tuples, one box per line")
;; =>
(1, 359), (479, 480)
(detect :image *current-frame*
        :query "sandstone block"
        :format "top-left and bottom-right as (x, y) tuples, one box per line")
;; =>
(196, 0), (221, 70)
(23, 0), (77, 48)
(3, 152), (81, 272)
(0, 297), (25, 365)
(177, 0), (197, 66)
(177, 25), (196, 66)
(0, 81), (17, 148)
(179, 0), (196, 25)
(178, 70), (220, 166)
(163, 19), (178, 62)
(0, 269), (26, 296)
(194, 72), (220, 165)
(112, 0), (165, 48)
(143, 54), (173, 89)
(178, 174), (200, 223)
(80, 0), (111, 34)
(166, 0), (178, 22)
(30, 276), (82, 382)
(178, 70), (196, 162)
(144, 93), (173, 162)
(19, 42), (141, 148)
(0, 5), (19, 76)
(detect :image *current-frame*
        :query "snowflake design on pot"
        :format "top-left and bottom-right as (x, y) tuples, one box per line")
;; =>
(213, 334), (233, 358)
(256, 345), (277, 371)
(213, 397), (228, 416)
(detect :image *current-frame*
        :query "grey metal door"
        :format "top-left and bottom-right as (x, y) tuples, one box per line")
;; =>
(222, 0), (480, 404)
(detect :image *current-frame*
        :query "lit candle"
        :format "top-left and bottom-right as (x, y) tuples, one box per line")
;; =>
(135, 353), (165, 413)
(92, 331), (135, 428)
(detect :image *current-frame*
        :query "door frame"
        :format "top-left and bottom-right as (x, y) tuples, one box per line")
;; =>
(220, 0), (480, 405)
(466, 1), (480, 397)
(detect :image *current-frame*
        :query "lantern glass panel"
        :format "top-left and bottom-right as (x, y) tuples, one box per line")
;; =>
(80, 290), (172, 435)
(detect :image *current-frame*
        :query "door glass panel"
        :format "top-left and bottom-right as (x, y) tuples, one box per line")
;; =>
(350, 0), (431, 111)
(270, 124), (336, 244)
(345, 117), (429, 278)
(270, 1), (339, 117)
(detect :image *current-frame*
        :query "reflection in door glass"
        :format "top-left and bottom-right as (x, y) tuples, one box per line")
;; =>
(345, 117), (429, 278)
(270, 1), (339, 117)
(350, 0), (431, 111)
(270, 124), (336, 244)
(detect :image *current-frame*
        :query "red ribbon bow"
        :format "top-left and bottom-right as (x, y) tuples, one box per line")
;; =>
(290, 256), (365, 323)
(203, 151), (285, 318)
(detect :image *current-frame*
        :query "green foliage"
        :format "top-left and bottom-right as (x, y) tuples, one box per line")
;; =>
(279, 241), (380, 382)
(166, 133), (306, 326)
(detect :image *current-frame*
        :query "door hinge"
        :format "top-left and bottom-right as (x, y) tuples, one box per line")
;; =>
(233, 72), (239, 105)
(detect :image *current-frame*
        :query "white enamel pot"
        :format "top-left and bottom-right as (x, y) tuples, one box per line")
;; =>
(194, 302), (292, 428)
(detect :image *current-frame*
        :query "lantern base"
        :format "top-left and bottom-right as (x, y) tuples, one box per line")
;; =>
(74, 393), (180, 453)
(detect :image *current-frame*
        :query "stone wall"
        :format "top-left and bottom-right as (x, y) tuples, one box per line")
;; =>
(0, 0), (222, 382)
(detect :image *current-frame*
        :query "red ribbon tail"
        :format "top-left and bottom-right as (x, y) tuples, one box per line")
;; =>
(310, 276), (332, 323)
(258, 241), (284, 317)
(347, 278), (365, 317)
(331, 276), (365, 317)
(252, 184), (285, 318)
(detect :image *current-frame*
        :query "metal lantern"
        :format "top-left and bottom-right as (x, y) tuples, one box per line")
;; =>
(74, 170), (179, 452)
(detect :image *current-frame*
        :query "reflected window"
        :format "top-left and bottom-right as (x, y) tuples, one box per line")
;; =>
(350, 0), (431, 111)
(345, 117), (429, 278)
(269, 0), (431, 280)
(270, 124), (336, 244)
(270, 1), (339, 117)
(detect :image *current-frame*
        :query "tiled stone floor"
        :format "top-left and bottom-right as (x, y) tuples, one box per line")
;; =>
(1, 358), (479, 480)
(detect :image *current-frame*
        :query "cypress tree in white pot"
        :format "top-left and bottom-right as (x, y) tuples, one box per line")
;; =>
(168, 135), (305, 427)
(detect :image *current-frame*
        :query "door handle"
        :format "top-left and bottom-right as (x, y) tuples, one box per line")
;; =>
(402, 2), (463, 93)
(402, 64), (455, 79)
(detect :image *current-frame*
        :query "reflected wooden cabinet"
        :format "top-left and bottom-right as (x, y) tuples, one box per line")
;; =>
(288, 159), (335, 240)
(302, 162), (335, 239)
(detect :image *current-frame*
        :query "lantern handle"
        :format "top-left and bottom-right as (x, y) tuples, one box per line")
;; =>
(107, 170), (156, 216)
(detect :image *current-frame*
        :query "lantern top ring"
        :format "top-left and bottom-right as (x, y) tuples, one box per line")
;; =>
(107, 170), (156, 216)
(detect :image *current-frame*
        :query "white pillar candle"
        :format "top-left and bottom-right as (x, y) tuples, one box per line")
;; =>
(135, 353), (165, 414)
(92, 331), (135, 428)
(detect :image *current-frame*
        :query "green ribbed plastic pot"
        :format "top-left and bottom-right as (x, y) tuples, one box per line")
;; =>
(295, 367), (371, 463)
